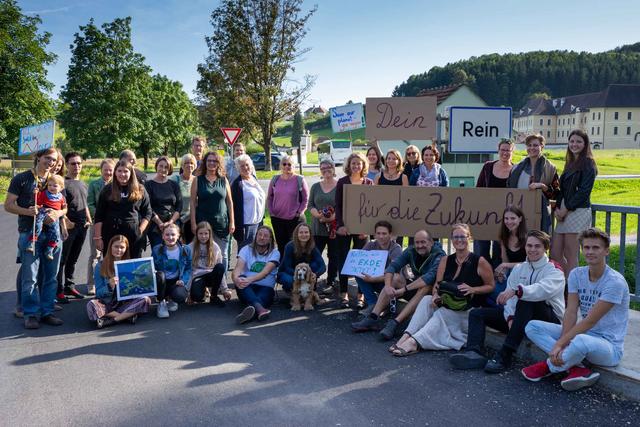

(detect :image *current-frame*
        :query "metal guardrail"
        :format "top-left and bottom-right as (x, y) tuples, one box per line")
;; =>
(591, 204), (639, 302)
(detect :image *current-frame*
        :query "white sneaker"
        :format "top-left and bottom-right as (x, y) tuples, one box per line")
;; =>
(167, 300), (179, 312)
(157, 301), (170, 318)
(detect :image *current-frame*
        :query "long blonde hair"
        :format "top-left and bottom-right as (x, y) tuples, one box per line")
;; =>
(191, 221), (220, 269)
(100, 235), (130, 278)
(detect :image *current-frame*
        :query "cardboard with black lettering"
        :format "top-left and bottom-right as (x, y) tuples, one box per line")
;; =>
(365, 97), (437, 141)
(343, 185), (541, 240)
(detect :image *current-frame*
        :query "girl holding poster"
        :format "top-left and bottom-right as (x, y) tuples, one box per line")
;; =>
(86, 235), (151, 329)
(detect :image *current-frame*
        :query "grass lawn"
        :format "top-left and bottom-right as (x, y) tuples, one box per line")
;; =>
(512, 149), (640, 175)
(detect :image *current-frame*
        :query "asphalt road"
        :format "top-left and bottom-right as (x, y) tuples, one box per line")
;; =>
(1, 201), (639, 426)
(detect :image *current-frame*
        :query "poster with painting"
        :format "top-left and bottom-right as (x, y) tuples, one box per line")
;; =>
(115, 257), (157, 301)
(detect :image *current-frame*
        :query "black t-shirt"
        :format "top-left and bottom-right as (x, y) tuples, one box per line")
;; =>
(94, 183), (152, 226)
(64, 178), (88, 224)
(7, 170), (46, 232)
(144, 180), (183, 223)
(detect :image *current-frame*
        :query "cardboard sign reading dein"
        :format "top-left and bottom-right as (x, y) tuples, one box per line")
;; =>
(343, 185), (540, 240)
(365, 97), (437, 141)
(340, 249), (389, 278)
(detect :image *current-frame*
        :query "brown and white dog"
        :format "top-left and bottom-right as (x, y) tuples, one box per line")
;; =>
(291, 263), (319, 311)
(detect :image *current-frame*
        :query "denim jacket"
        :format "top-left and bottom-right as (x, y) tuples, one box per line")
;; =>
(152, 243), (193, 288)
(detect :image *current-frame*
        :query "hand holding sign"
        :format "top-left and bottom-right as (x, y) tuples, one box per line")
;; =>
(340, 249), (388, 278)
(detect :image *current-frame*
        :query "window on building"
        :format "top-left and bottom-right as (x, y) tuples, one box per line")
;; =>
(558, 131), (560, 137)
(614, 112), (619, 120)
(539, 118), (543, 126)
(597, 126), (600, 135)
(547, 119), (551, 125)
(629, 112), (633, 120)
(572, 118), (575, 125)
(628, 127), (632, 135)
(592, 112), (595, 120)
(598, 112), (601, 120)
(614, 126), (618, 135)
(547, 130), (550, 137)
(591, 127), (594, 135)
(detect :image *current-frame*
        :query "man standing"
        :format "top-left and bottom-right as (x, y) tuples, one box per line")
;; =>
(119, 149), (146, 184)
(352, 230), (445, 341)
(522, 228), (630, 391)
(192, 136), (207, 168)
(450, 230), (565, 373)
(225, 142), (245, 184)
(56, 152), (91, 302)
(5, 148), (65, 329)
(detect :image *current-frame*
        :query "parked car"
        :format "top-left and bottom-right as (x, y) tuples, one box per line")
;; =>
(250, 152), (284, 170)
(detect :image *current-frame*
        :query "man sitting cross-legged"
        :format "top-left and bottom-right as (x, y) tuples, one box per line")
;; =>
(522, 228), (630, 391)
(352, 229), (445, 340)
(449, 230), (565, 373)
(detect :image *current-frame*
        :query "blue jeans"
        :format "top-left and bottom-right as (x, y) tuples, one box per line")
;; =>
(33, 211), (61, 248)
(277, 272), (294, 292)
(525, 320), (622, 372)
(356, 276), (384, 306)
(236, 284), (275, 309)
(237, 224), (259, 252)
(214, 235), (229, 271)
(18, 231), (61, 317)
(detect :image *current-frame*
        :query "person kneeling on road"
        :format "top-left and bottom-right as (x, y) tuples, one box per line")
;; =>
(522, 228), (630, 391)
(450, 230), (565, 373)
(352, 229), (445, 341)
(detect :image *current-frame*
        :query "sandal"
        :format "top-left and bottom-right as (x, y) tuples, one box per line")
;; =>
(392, 347), (420, 357)
(388, 344), (399, 353)
(340, 298), (350, 308)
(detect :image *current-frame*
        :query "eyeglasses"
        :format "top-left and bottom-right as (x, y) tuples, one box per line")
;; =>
(282, 163), (292, 167)
(498, 148), (512, 153)
(451, 235), (469, 241)
(207, 159), (219, 164)
(320, 166), (333, 171)
(406, 152), (418, 156)
(389, 297), (397, 315)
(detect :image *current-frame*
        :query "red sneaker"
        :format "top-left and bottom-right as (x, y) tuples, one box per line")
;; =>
(521, 360), (552, 382)
(560, 366), (600, 391)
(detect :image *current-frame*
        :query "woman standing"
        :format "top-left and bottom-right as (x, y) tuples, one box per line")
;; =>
(507, 134), (559, 234)
(171, 154), (197, 244)
(391, 224), (494, 356)
(231, 154), (265, 251)
(191, 151), (235, 271)
(366, 145), (384, 182)
(402, 145), (422, 179)
(376, 149), (408, 244)
(86, 159), (115, 295)
(335, 152), (374, 308)
(94, 160), (151, 259)
(551, 130), (597, 276)
(86, 235), (150, 328)
(277, 223), (327, 292)
(410, 144), (449, 187)
(308, 160), (339, 293)
(145, 156), (182, 249)
(267, 154), (309, 257)
(474, 139), (514, 266)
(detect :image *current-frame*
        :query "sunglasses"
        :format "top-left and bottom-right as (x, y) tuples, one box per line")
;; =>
(406, 152), (418, 156)
(282, 163), (292, 166)
(452, 235), (469, 240)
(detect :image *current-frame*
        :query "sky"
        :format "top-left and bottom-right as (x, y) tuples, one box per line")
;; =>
(19, 0), (640, 110)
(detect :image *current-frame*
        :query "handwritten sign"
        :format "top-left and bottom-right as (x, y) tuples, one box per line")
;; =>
(343, 185), (541, 240)
(340, 249), (389, 277)
(365, 97), (437, 141)
(330, 103), (365, 133)
(18, 120), (55, 155)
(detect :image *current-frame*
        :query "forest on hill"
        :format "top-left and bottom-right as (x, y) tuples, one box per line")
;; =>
(392, 42), (640, 108)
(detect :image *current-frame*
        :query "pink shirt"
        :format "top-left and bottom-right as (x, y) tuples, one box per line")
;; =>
(267, 175), (309, 220)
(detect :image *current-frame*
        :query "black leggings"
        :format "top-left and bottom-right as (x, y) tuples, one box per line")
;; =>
(271, 216), (302, 259)
(314, 235), (338, 283)
(156, 272), (188, 303)
(190, 264), (225, 302)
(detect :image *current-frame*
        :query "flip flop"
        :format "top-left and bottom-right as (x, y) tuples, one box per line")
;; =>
(388, 344), (399, 353)
(340, 298), (350, 308)
(392, 347), (420, 357)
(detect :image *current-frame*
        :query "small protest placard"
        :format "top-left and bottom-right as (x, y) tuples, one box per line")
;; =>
(18, 120), (55, 155)
(340, 249), (389, 277)
(115, 257), (157, 301)
(329, 103), (365, 133)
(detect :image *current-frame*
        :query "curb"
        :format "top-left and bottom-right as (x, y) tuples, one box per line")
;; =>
(485, 329), (640, 401)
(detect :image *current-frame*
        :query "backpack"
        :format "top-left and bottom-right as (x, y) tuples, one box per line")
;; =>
(270, 174), (304, 204)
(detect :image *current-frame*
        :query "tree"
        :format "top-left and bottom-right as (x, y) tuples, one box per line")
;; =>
(197, 0), (316, 170)
(60, 17), (152, 157)
(0, 0), (57, 156)
(141, 74), (202, 166)
(290, 108), (303, 147)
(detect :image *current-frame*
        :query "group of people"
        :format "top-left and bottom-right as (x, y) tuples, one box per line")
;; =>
(5, 129), (630, 392)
